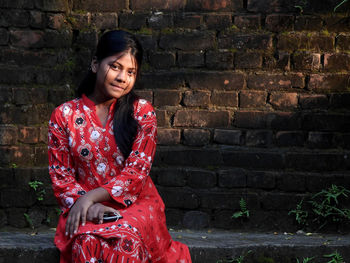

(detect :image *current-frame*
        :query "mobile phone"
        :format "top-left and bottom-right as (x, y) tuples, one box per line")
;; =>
(103, 212), (123, 223)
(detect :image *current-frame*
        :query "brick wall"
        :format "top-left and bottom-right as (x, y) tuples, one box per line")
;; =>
(0, 0), (349, 231)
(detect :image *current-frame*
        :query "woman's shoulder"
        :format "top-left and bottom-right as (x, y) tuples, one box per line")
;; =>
(50, 97), (82, 122)
(133, 98), (156, 117)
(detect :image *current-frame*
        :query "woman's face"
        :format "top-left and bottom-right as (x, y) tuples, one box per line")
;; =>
(91, 52), (137, 100)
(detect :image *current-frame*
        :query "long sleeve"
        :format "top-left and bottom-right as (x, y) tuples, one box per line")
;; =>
(102, 100), (157, 207)
(48, 106), (86, 214)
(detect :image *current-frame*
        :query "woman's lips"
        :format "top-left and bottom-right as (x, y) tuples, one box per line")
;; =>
(111, 84), (125, 90)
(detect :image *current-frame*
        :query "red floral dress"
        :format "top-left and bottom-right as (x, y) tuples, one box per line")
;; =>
(48, 94), (192, 263)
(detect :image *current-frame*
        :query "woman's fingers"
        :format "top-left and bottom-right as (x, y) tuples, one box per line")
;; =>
(98, 210), (104, 224)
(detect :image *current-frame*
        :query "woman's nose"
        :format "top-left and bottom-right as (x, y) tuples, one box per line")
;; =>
(116, 70), (127, 83)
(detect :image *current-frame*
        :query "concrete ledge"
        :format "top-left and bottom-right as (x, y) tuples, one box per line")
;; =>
(1, 230), (350, 262)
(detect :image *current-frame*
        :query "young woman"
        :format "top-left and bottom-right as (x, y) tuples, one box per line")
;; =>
(48, 30), (192, 263)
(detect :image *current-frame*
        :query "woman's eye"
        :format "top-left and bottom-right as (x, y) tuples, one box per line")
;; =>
(110, 64), (120, 70)
(128, 71), (136, 76)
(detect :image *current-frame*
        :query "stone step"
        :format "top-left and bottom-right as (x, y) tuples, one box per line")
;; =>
(1, 229), (350, 262)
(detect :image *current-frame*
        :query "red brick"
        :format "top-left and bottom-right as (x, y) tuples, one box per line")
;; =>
(299, 94), (329, 109)
(205, 14), (232, 30)
(178, 52), (204, 68)
(234, 52), (262, 69)
(154, 90), (181, 107)
(337, 34), (350, 51)
(73, 0), (127, 11)
(264, 51), (290, 71)
(0, 146), (34, 166)
(155, 110), (169, 127)
(234, 15), (261, 30)
(295, 15), (323, 31)
(239, 90), (267, 108)
(183, 129), (210, 146)
(186, 72), (244, 91)
(269, 92), (298, 110)
(91, 13), (118, 30)
(211, 91), (238, 107)
(246, 130), (273, 147)
(134, 90), (153, 103)
(130, 0), (185, 10)
(149, 52), (175, 69)
(278, 32), (334, 52)
(0, 28), (9, 45)
(0, 126), (17, 145)
(157, 128), (181, 145)
(39, 126), (48, 144)
(214, 129), (242, 145)
(324, 53), (350, 71)
(219, 32), (273, 50)
(206, 51), (234, 69)
(47, 13), (66, 30)
(247, 73), (304, 90)
(183, 91), (210, 107)
(159, 30), (215, 51)
(265, 14), (294, 32)
(309, 74), (350, 92)
(276, 131), (305, 147)
(293, 51), (321, 71)
(174, 110), (230, 128)
(35, 0), (70, 11)
(10, 30), (44, 48)
(186, 0), (242, 11)
(69, 13), (91, 30)
(268, 112), (301, 130)
(234, 111), (268, 128)
(174, 14), (202, 29)
(34, 146), (48, 165)
(18, 126), (39, 144)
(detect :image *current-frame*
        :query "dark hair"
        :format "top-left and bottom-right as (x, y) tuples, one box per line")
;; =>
(77, 30), (143, 159)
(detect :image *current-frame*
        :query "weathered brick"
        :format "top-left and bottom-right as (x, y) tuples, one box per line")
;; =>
(154, 167), (187, 186)
(43, 29), (73, 48)
(309, 74), (350, 92)
(154, 90), (181, 107)
(324, 16), (350, 32)
(0, 188), (36, 208)
(214, 129), (242, 145)
(219, 32), (273, 50)
(157, 128), (181, 145)
(91, 13), (118, 30)
(174, 110), (230, 128)
(174, 14), (202, 29)
(292, 51), (321, 71)
(136, 34), (157, 51)
(239, 90), (267, 108)
(245, 130), (273, 147)
(73, 0), (127, 11)
(183, 91), (210, 107)
(119, 13), (147, 30)
(277, 172), (306, 192)
(35, 0), (70, 11)
(269, 92), (298, 110)
(324, 53), (350, 71)
(10, 30), (45, 48)
(337, 34), (350, 50)
(47, 13), (66, 30)
(286, 152), (347, 171)
(0, 87), (13, 104)
(247, 73), (304, 90)
(218, 168), (246, 188)
(39, 126), (48, 144)
(187, 169), (216, 188)
(149, 52), (175, 69)
(222, 149), (284, 169)
(200, 191), (259, 210)
(278, 32), (334, 52)
(29, 11), (46, 29)
(0, 28), (9, 45)
(155, 110), (168, 127)
(0, 126), (17, 145)
(234, 15), (261, 30)
(205, 14), (232, 30)
(134, 90), (153, 103)
(18, 126), (39, 144)
(148, 13), (173, 29)
(295, 15), (323, 31)
(0, 209), (7, 227)
(130, 0), (185, 10)
(299, 94), (329, 110)
(247, 170), (276, 190)
(211, 91), (238, 107)
(186, 0), (243, 11)
(267, 112), (301, 130)
(329, 93), (350, 110)
(183, 211), (210, 229)
(178, 52), (204, 68)
(247, 0), (296, 12)
(137, 72), (185, 90)
(206, 51), (234, 69)
(186, 72), (244, 90)
(265, 14), (294, 32)
(261, 193), (304, 210)
(263, 51), (290, 71)
(165, 208), (183, 226)
(307, 132), (334, 149)
(0, 0), (33, 9)
(14, 88), (30, 105)
(234, 111), (268, 128)
(234, 52), (262, 69)
(306, 174), (346, 193)
(0, 9), (30, 28)
(183, 129), (210, 146)
(34, 146), (48, 165)
(157, 186), (199, 209)
(276, 131), (305, 147)
(159, 30), (215, 51)
(6, 208), (27, 228)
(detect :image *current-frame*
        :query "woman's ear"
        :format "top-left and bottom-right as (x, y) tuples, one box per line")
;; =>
(91, 57), (98, 73)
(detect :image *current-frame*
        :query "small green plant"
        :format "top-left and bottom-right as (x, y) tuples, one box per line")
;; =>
(23, 213), (34, 229)
(288, 199), (308, 226)
(334, 0), (349, 11)
(10, 163), (18, 168)
(217, 250), (252, 263)
(296, 257), (314, 263)
(324, 251), (344, 263)
(232, 198), (250, 219)
(28, 181), (46, 201)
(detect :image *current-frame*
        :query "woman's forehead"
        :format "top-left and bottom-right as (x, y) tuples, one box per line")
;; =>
(107, 52), (137, 68)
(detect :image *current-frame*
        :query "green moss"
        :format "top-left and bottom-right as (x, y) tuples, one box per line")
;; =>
(257, 256), (275, 263)
(161, 28), (175, 35)
(141, 62), (152, 72)
(321, 29), (330, 36)
(228, 48), (238, 53)
(137, 27), (152, 35)
(54, 58), (76, 72)
(74, 9), (89, 14)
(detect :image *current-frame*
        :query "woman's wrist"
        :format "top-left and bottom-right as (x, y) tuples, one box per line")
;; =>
(85, 187), (111, 204)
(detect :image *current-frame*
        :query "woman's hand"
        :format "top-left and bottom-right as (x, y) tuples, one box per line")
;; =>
(86, 203), (120, 224)
(65, 194), (94, 238)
